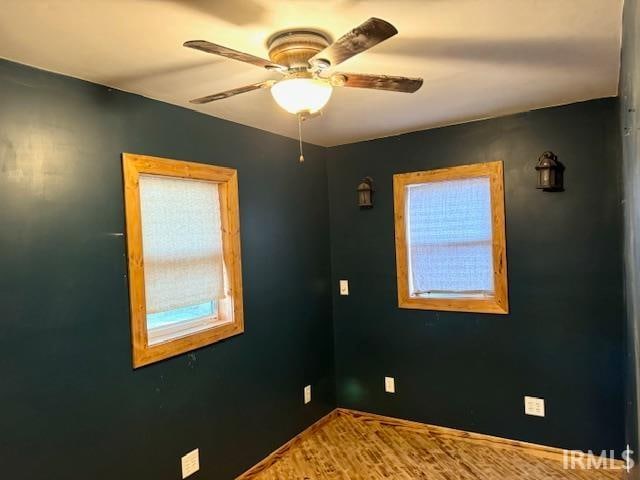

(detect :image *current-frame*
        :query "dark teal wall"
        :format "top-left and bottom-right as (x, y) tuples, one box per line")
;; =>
(0, 54), (629, 477)
(0, 59), (335, 480)
(327, 99), (625, 453)
(620, 0), (640, 474)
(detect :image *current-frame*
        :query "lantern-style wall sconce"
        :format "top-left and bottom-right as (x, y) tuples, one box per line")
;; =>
(357, 177), (374, 208)
(535, 151), (564, 191)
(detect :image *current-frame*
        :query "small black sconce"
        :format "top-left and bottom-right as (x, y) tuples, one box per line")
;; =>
(357, 177), (374, 208)
(535, 151), (564, 191)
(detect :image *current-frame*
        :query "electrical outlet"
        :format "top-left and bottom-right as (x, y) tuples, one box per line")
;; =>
(304, 385), (312, 404)
(339, 280), (349, 295)
(524, 396), (545, 417)
(181, 449), (199, 479)
(385, 376), (396, 393)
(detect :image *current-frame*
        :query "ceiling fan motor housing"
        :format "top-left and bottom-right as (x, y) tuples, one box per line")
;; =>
(267, 30), (332, 70)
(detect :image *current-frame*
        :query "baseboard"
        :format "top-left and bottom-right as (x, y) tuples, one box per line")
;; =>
(236, 407), (625, 478)
(338, 408), (626, 469)
(235, 409), (338, 479)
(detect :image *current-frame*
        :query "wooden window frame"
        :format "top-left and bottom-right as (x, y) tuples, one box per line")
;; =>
(122, 153), (244, 368)
(393, 161), (509, 314)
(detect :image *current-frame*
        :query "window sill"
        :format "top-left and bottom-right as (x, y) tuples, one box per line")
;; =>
(398, 295), (509, 314)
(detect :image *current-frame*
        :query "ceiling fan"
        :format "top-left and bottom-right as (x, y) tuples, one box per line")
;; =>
(184, 17), (423, 116)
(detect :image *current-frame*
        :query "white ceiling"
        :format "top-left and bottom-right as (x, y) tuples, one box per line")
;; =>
(0, 0), (623, 146)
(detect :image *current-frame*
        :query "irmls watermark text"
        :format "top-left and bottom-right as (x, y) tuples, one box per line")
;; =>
(563, 445), (634, 472)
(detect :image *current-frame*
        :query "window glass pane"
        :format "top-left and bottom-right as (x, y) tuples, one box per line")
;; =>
(147, 301), (218, 346)
(147, 301), (216, 329)
(406, 176), (494, 298)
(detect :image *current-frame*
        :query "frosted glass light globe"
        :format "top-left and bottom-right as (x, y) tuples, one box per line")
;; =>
(271, 78), (333, 114)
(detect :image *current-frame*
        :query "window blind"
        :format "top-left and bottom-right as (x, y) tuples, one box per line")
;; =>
(139, 174), (225, 314)
(406, 176), (494, 297)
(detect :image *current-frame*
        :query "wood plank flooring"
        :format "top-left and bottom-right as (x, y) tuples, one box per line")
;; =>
(237, 409), (623, 480)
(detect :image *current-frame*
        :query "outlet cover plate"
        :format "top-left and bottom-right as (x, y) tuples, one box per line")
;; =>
(181, 449), (200, 479)
(524, 396), (545, 417)
(385, 376), (395, 393)
(339, 280), (349, 295)
(304, 385), (311, 404)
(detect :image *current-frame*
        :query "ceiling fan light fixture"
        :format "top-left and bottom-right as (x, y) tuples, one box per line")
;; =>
(270, 78), (333, 114)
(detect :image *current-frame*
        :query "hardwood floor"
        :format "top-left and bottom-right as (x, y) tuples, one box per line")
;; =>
(237, 409), (624, 480)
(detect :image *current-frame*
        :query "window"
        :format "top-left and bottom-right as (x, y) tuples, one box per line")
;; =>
(123, 153), (244, 367)
(393, 161), (508, 314)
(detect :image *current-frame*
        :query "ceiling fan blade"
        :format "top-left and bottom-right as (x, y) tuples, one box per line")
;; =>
(330, 73), (423, 93)
(310, 18), (398, 68)
(184, 40), (285, 71)
(190, 81), (276, 104)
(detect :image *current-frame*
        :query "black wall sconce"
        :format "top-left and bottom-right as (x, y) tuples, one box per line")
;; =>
(535, 151), (564, 191)
(357, 177), (374, 208)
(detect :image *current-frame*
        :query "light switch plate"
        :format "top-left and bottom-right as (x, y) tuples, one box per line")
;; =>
(385, 376), (396, 393)
(339, 280), (349, 295)
(304, 385), (312, 404)
(524, 396), (545, 417)
(181, 449), (200, 479)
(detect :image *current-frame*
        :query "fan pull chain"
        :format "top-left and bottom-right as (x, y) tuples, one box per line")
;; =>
(298, 113), (304, 163)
